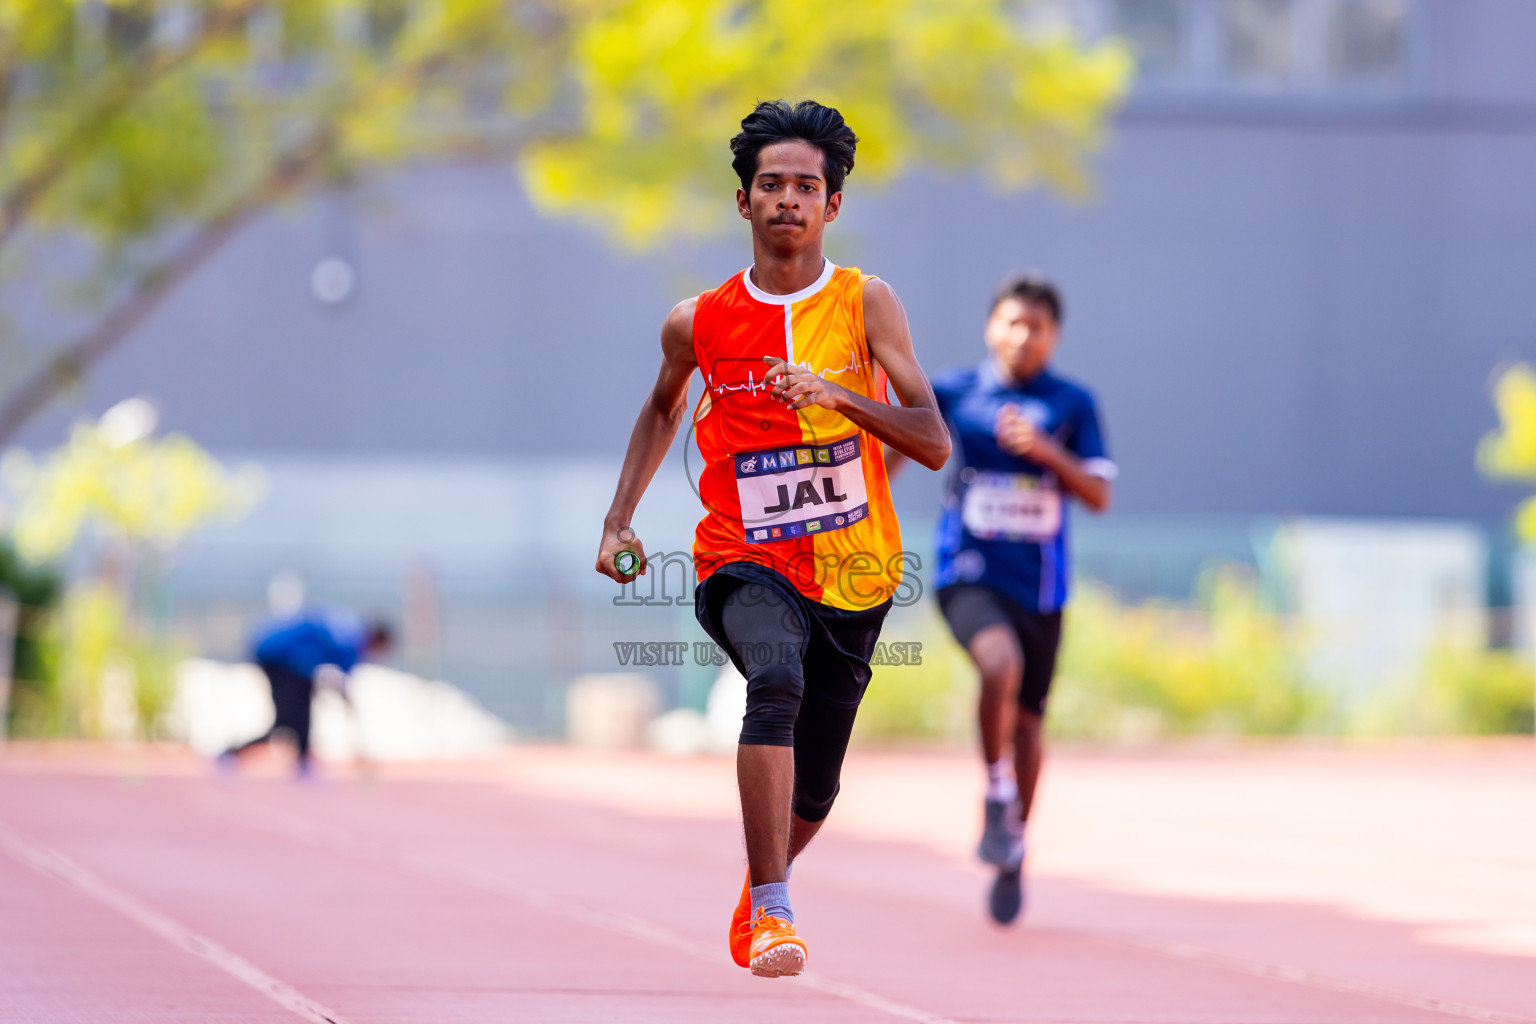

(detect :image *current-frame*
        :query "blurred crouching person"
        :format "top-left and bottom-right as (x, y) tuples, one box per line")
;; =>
(218, 606), (393, 778)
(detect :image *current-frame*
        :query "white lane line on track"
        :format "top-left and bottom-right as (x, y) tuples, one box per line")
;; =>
(186, 789), (1536, 1024)
(0, 818), (352, 1024)
(203, 795), (962, 1024)
(517, 882), (960, 1024)
(1134, 938), (1536, 1024)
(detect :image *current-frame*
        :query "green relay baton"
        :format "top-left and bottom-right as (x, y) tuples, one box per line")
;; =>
(614, 549), (640, 577)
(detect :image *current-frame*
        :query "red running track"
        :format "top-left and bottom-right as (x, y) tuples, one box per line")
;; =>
(1, 742), (1533, 1023)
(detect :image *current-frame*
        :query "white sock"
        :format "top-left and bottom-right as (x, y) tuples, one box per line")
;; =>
(985, 760), (1018, 804)
(1005, 821), (1027, 866)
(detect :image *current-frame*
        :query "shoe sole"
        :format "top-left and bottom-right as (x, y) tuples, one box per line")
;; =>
(750, 941), (806, 978)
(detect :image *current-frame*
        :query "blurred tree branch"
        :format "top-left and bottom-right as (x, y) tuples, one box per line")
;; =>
(0, 0), (1131, 444)
(0, 1), (258, 252)
(0, 124), (333, 442)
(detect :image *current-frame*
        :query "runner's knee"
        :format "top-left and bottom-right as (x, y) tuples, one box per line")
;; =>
(970, 625), (1023, 692)
(788, 695), (860, 822)
(739, 660), (803, 746)
(720, 582), (807, 746)
(791, 778), (838, 823)
(791, 726), (845, 822)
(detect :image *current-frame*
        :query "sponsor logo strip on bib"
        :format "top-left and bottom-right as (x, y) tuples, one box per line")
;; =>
(961, 470), (1062, 541)
(735, 435), (869, 543)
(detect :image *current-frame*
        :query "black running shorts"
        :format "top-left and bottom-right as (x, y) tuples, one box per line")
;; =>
(936, 584), (1062, 717)
(695, 561), (891, 823)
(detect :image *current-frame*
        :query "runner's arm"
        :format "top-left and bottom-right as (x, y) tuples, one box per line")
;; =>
(1033, 439), (1112, 512)
(763, 280), (950, 470)
(885, 365), (963, 478)
(596, 298), (698, 582)
(996, 407), (1112, 512)
(996, 400), (1113, 512)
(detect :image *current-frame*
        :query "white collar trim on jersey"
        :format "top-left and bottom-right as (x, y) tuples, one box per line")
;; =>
(741, 259), (837, 305)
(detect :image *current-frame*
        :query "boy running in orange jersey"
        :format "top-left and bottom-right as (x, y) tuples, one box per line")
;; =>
(596, 100), (949, 978)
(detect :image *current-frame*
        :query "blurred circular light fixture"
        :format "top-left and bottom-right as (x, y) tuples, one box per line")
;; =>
(98, 397), (158, 448)
(310, 256), (356, 306)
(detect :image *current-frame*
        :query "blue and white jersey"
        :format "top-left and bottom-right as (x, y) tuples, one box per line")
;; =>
(932, 361), (1115, 613)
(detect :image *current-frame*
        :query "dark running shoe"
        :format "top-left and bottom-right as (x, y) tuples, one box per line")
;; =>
(988, 862), (1025, 925)
(977, 797), (1016, 865)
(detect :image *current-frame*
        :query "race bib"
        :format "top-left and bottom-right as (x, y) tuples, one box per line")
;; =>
(962, 471), (1061, 541)
(734, 435), (869, 543)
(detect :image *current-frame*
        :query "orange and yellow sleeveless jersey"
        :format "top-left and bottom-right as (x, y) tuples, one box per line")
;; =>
(691, 261), (903, 611)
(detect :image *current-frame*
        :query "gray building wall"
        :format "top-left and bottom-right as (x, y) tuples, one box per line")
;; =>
(15, 0), (1536, 524)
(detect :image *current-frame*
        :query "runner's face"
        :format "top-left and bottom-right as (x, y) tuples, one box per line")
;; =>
(737, 140), (841, 254)
(985, 298), (1057, 381)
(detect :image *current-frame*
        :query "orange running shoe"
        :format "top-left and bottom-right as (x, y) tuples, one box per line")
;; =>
(728, 873), (753, 967)
(748, 912), (807, 978)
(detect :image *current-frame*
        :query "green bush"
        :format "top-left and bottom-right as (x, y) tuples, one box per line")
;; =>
(0, 542), (63, 738)
(1049, 570), (1323, 740)
(854, 610), (972, 743)
(1386, 645), (1535, 735)
(856, 570), (1324, 744)
(4, 416), (256, 739)
(10, 579), (184, 741)
(846, 568), (1536, 743)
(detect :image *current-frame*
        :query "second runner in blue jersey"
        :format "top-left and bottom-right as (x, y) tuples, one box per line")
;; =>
(928, 274), (1115, 926)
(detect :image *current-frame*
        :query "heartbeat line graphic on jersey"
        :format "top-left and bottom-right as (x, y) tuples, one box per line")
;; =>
(706, 356), (866, 397)
(688, 263), (903, 611)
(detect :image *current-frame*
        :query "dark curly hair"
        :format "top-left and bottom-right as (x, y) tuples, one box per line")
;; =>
(730, 100), (858, 196)
(992, 273), (1064, 326)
